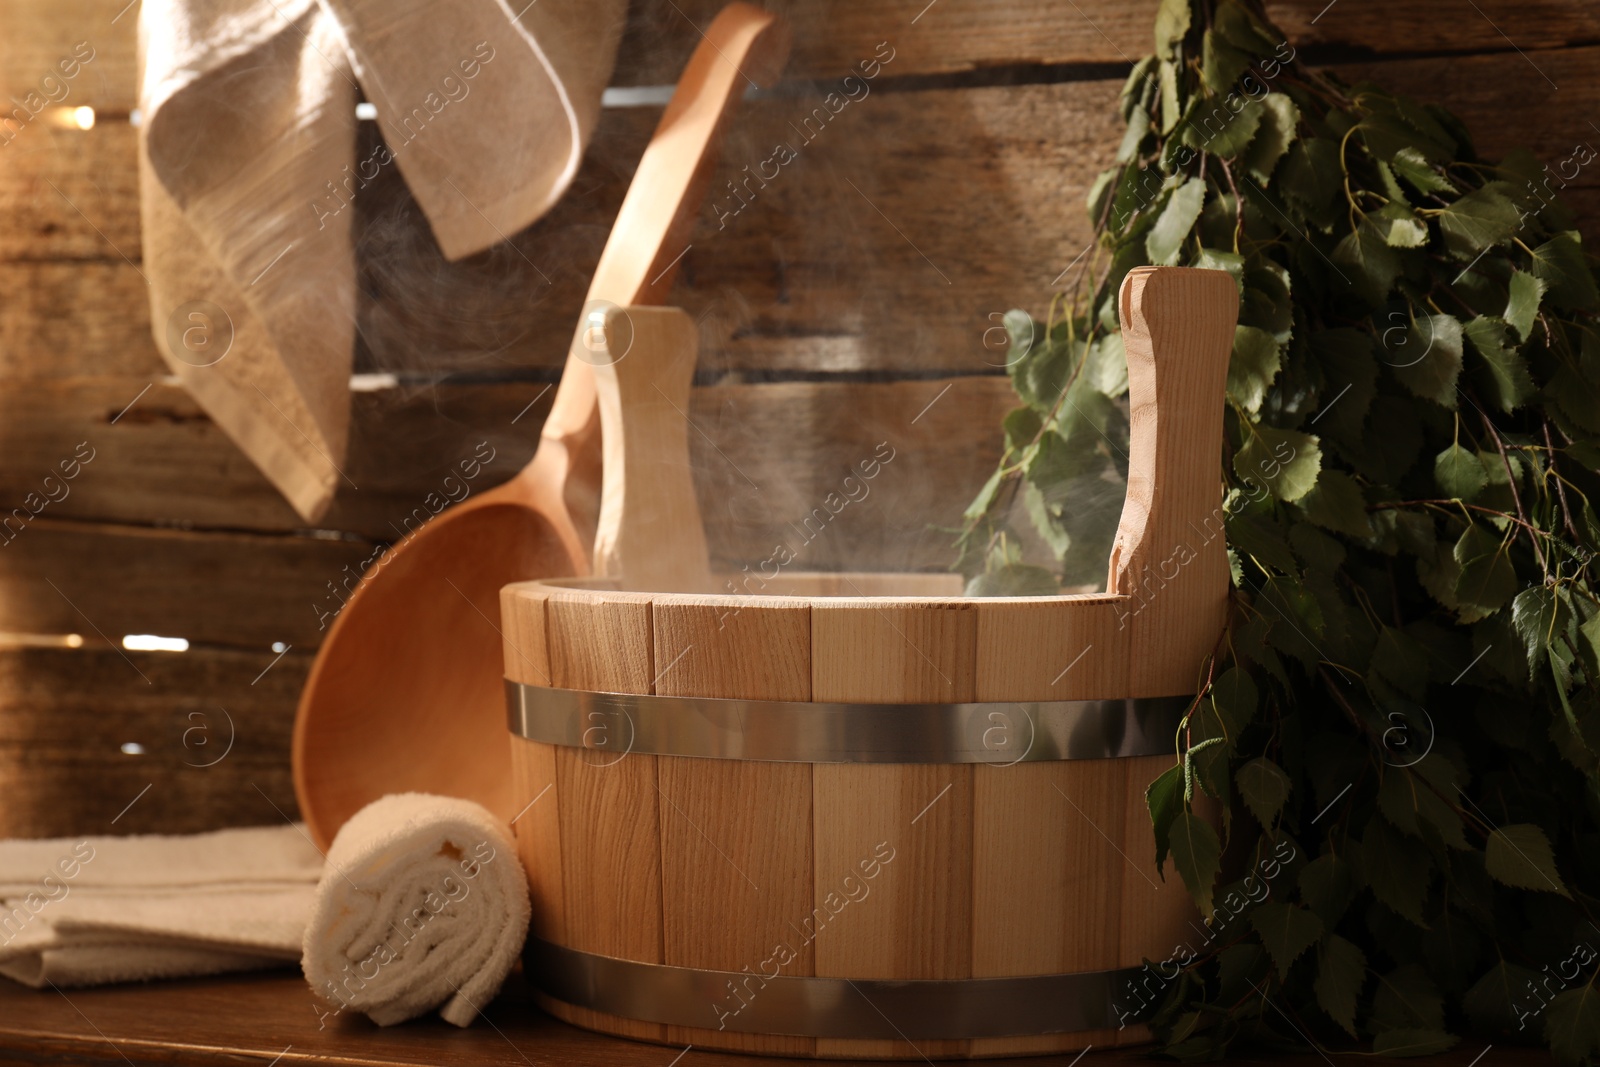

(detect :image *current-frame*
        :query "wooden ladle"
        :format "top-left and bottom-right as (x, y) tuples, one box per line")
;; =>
(292, 4), (789, 851)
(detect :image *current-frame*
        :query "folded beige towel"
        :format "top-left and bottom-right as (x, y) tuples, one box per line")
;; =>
(138, 0), (626, 520)
(302, 793), (529, 1027)
(0, 824), (323, 988)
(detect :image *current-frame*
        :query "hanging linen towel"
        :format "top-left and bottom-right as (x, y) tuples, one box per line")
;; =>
(138, 0), (626, 519)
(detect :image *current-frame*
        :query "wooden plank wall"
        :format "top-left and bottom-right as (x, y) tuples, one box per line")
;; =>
(0, 0), (1596, 836)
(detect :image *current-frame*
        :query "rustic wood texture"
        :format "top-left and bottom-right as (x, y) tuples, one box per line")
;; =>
(3, 968), (1541, 1067)
(502, 582), (564, 946)
(2, 84), (1120, 377)
(1111, 267), (1237, 698)
(967, 596), (1134, 1054)
(0, 376), (1016, 595)
(0, 517), (372, 649)
(5, 0), (1596, 111)
(969, 760), (1127, 1056)
(972, 595), (1132, 701)
(0, 375), (560, 542)
(810, 599), (977, 703)
(0, 645), (305, 839)
(809, 599), (976, 1058)
(8, 47), (1595, 382)
(653, 594), (815, 1055)
(544, 586), (665, 1045)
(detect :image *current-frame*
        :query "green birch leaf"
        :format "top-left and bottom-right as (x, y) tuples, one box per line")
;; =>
(1310, 329), (1377, 441)
(1373, 964), (1447, 1030)
(1154, 0), (1191, 58)
(1248, 262), (1294, 333)
(1147, 762), (1185, 877)
(1390, 146), (1456, 196)
(963, 468), (1006, 523)
(1237, 756), (1291, 827)
(1464, 315), (1536, 413)
(1188, 96), (1265, 157)
(1391, 314), (1463, 408)
(1377, 767), (1469, 850)
(1297, 470), (1374, 539)
(1434, 443), (1487, 501)
(1437, 182), (1521, 259)
(1581, 613), (1600, 678)
(1147, 178), (1207, 266)
(1452, 522), (1518, 612)
(1299, 854), (1356, 928)
(1196, 246), (1245, 279)
(1158, 59), (1182, 134)
(1356, 819), (1432, 926)
(1228, 325), (1283, 412)
(1210, 666), (1259, 738)
(1116, 108), (1152, 164)
(1504, 269), (1547, 341)
(1290, 522), (1347, 573)
(1242, 92), (1299, 184)
(1120, 55), (1158, 110)
(1512, 585), (1571, 669)
(1371, 625), (1428, 699)
(1315, 934), (1366, 1037)
(1217, 942), (1267, 1002)
(1464, 961), (1547, 1036)
(1022, 481), (1072, 558)
(1002, 405), (1042, 450)
(1214, 0), (1280, 53)
(1395, 97), (1459, 158)
(1371, 1030), (1459, 1057)
(1376, 158), (1410, 204)
(1235, 425), (1322, 502)
(1279, 138), (1342, 228)
(1530, 231), (1600, 311)
(1259, 575), (1328, 664)
(1250, 902), (1324, 975)
(1086, 167), (1118, 221)
(1086, 333), (1129, 396)
(1226, 508), (1299, 574)
(1168, 811), (1222, 918)
(1485, 823), (1571, 897)
(1202, 29), (1253, 94)
(1418, 540), (1481, 621)
(1547, 985), (1600, 1066)
(1332, 217), (1403, 307)
(1378, 208), (1429, 248)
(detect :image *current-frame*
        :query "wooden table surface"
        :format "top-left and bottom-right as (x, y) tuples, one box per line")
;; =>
(0, 967), (1549, 1066)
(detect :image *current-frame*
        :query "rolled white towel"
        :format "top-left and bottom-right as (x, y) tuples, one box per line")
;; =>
(301, 793), (529, 1027)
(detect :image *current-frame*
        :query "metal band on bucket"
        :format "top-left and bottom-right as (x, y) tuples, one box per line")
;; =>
(526, 937), (1152, 1039)
(506, 680), (1187, 764)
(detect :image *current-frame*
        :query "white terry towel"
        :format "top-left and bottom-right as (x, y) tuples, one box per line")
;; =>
(301, 793), (529, 1027)
(138, 0), (627, 521)
(0, 824), (322, 988)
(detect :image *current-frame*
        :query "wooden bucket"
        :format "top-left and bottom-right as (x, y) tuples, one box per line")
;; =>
(501, 266), (1238, 1058)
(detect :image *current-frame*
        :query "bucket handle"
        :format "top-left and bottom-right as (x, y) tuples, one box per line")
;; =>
(1105, 265), (1240, 622)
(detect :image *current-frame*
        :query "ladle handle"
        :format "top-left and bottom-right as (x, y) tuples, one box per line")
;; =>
(532, 5), (790, 553)
(590, 306), (712, 592)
